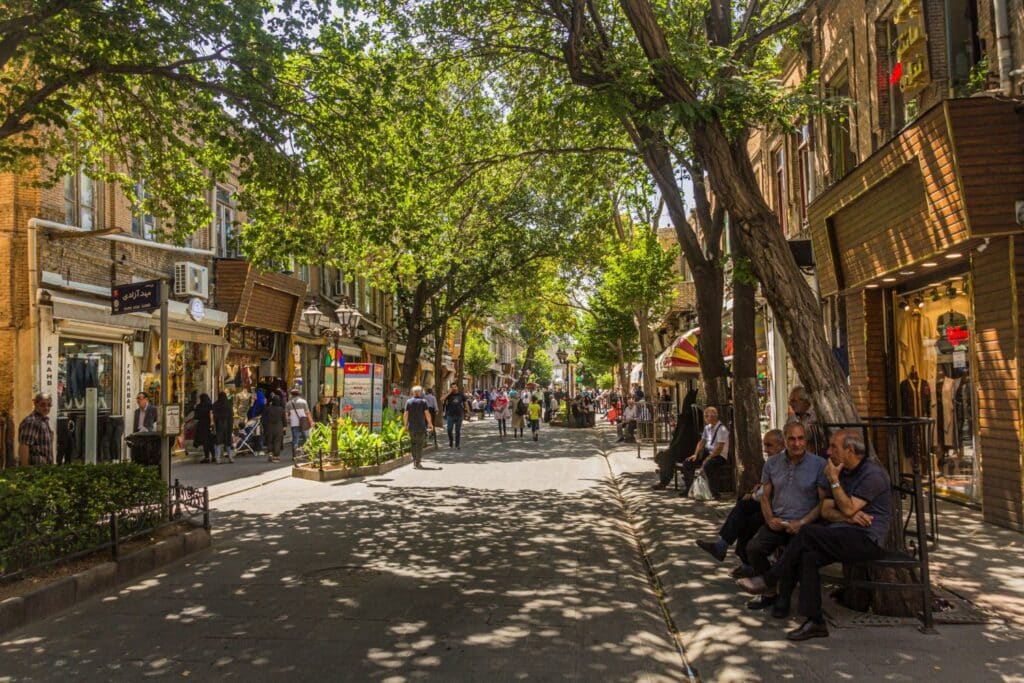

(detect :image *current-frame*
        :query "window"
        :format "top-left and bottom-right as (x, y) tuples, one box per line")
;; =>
(64, 170), (97, 230)
(826, 70), (855, 181)
(214, 186), (238, 257)
(796, 123), (813, 221)
(296, 263), (310, 284)
(132, 180), (157, 240)
(773, 146), (787, 234)
(880, 19), (906, 136)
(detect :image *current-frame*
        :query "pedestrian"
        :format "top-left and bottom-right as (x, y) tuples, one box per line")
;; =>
(132, 392), (158, 433)
(493, 390), (510, 437)
(286, 388), (312, 457)
(193, 393), (216, 463)
(528, 396), (543, 441)
(248, 388), (267, 455)
(424, 388), (439, 444)
(262, 395), (286, 462)
(510, 390), (527, 438)
(443, 384), (469, 449)
(404, 385), (433, 469)
(213, 391), (235, 464)
(17, 392), (53, 466)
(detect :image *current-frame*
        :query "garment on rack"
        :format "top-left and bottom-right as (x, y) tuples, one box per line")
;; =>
(897, 311), (930, 380)
(935, 376), (962, 449)
(899, 377), (931, 458)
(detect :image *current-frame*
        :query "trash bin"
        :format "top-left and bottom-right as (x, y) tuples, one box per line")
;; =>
(126, 432), (162, 467)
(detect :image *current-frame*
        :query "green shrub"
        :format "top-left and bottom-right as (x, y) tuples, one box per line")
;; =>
(304, 412), (409, 467)
(0, 463), (164, 552)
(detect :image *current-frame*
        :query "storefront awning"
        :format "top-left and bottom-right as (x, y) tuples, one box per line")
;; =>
(214, 259), (307, 333)
(47, 290), (151, 332)
(656, 327), (701, 375)
(363, 342), (388, 358)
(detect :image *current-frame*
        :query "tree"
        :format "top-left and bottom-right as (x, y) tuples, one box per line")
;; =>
(380, 0), (858, 425)
(517, 349), (554, 388)
(0, 0), (324, 237)
(575, 292), (639, 392)
(462, 331), (493, 393)
(602, 227), (678, 403)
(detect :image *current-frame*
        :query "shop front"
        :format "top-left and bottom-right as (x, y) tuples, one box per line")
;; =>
(809, 97), (1024, 530)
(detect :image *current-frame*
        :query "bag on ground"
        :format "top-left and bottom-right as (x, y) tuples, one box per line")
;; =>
(689, 472), (713, 501)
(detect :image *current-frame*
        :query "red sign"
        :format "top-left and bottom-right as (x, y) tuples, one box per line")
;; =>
(945, 326), (969, 347)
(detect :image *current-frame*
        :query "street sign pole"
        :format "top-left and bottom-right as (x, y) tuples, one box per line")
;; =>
(160, 283), (170, 491)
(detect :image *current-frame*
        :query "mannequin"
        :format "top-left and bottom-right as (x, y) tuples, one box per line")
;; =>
(899, 366), (931, 458)
(935, 366), (963, 474)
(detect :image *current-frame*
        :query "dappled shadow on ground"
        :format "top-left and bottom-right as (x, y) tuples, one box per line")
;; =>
(605, 441), (1024, 683)
(424, 422), (604, 466)
(0, 474), (682, 680)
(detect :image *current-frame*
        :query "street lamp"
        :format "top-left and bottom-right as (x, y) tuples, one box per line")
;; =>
(302, 296), (362, 470)
(569, 350), (581, 396)
(556, 347), (569, 395)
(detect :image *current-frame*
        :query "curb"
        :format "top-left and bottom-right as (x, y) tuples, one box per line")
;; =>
(0, 526), (211, 637)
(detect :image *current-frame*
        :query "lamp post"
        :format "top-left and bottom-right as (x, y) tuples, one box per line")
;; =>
(302, 296), (362, 470)
(569, 350), (581, 396)
(556, 347), (569, 396)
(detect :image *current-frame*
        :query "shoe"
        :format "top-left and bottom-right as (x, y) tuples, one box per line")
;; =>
(771, 601), (791, 619)
(200, 458), (211, 464)
(730, 565), (755, 579)
(212, 459), (220, 465)
(695, 539), (727, 562)
(413, 463), (423, 469)
(736, 576), (769, 594)
(786, 619), (828, 641)
(271, 457), (280, 463)
(651, 483), (668, 491)
(746, 594), (777, 610)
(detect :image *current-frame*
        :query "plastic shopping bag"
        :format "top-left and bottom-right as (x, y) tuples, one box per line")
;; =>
(689, 472), (713, 501)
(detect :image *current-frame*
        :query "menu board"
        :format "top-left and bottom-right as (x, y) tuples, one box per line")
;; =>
(340, 364), (383, 431)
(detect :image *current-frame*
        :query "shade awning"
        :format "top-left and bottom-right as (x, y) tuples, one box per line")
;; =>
(656, 327), (701, 375)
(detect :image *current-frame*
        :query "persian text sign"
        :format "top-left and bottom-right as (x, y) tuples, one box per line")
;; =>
(112, 280), (161, 315)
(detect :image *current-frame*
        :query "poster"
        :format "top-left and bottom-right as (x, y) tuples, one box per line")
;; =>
(340, 363), (383, 431)
(323, 347), (345, 397)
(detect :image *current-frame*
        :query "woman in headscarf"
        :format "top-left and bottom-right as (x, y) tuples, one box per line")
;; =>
(509, 389), (526, 439)
(493, 390), (510, 438)
(248, 388), (267, 455)
(262, 394), (287, 462)
(193, 393), (215, 463)
(213, 391), (234, 463)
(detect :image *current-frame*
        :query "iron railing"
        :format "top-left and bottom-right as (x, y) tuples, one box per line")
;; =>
(1, 481), (209, 583)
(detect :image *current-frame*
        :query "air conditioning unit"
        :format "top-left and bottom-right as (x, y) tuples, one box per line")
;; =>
(174, 262), (209, 299)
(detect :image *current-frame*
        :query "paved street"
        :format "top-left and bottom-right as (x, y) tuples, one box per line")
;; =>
(0, 421), (686, 681)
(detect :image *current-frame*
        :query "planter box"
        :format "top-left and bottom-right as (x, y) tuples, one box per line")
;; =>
(292, 453), (413, 482)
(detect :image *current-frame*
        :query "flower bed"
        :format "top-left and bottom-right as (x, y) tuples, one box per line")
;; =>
(293, 409), (410, 481)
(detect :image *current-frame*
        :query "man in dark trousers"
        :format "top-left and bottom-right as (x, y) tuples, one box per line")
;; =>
(403, 386), (433, 469)
(738, 428), (892, 641)
(442, 384), (470, 449)
(652, 388), (700, 489)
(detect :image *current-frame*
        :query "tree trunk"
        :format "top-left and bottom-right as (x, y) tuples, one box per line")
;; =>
(635, 309), (657, 404)
(457, 317), (470, 391)
(433, 320), (448, 398)
(691, 121), (859, 424)
(516, 345), (536, 389)
(616, 342), (630, 393)
(400, 281), (429, 390)
(730, 231), (763, 492)
(691, 260), (729, 407)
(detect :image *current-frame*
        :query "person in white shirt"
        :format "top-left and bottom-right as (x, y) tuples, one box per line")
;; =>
(287, 389), (312, 456)
(682, 406), (730, 498)
(615, 399), (639, 442)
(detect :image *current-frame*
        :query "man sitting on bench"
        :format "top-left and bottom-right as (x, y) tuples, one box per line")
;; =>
(737, 428), (891, 641)
(681, 407), (729, 498)
(615, 399), (638, 442)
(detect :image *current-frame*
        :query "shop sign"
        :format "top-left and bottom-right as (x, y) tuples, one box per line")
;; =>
(112, 279), (162, 315)
(188, 297), (206, 322)
(894, 0), (930, 97)
(226, 324), (274, 353)
(945, 325), (969, 347)
(340, 363), (384, 431)
(163, 405), (181, 436)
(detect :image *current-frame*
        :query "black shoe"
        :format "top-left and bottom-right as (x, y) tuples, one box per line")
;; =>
(730, 565), (756, 579)
(786, 619), (828, 641)
(651, 483), (668, 491)
(746, 594), (777, 610)
(200, 458), (211, 463)
(771, 601), (791, 619)
(695, 539), (727, 562)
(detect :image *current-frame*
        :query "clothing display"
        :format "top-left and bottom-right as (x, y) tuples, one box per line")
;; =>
(935, 375), (965, 450)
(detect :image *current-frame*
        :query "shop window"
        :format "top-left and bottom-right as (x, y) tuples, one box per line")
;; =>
(772, 146), (787, 234)
(948, 0), (983, 94)
(215, 186), (239, 258)
(796, 123), (813, 221)
(57, 339), (122, 463)
(64, 169), (98, 230)
(132, 179), (157, 240)
(894, 277), (976, 502)
(826, 70), (856, 181)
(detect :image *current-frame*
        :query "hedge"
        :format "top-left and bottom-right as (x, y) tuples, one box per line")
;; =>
(0, 463), (165, 552)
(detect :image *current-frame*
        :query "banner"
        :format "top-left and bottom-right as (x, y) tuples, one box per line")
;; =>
(340, 363), (383, 431)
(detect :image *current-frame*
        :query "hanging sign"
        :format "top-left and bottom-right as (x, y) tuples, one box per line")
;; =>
(112, 279), (161, 315)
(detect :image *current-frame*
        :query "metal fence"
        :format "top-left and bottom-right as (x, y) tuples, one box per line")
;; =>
(0, 481), (209, 583)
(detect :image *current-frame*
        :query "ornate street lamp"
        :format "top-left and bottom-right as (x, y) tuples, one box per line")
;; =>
(302, 296), (361, 470)
(556, 347), (569, 395)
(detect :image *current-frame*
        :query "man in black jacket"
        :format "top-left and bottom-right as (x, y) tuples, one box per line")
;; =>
(132, 393), (158, 433)
(652, 388), (701, 490)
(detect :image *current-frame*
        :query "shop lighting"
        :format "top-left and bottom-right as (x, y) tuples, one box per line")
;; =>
(930, 288), (940, 302)
(963, 281), (970, 296)
(900, 298), (911, 311)
(866, 284), (879, 289)
(882, 277), (897, 282)
(923, 261), (938, 267)
(915, 296), (925, 308)
(945, 252), (962, 259)
(946, 283), (958, 298)
(899, 271), (915, 276)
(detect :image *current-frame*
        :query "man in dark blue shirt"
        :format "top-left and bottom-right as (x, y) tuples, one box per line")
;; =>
(403, 386), (433, 469)
(738, 428), (891, 641)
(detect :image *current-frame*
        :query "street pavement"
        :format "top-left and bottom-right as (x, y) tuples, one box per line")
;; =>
(5, 418), (1024, 682)
(0, 420), (686, 682)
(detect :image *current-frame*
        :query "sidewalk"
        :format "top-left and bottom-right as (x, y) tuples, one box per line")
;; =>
(600, 426), (1024, 682)
(171, 454), (294, 501)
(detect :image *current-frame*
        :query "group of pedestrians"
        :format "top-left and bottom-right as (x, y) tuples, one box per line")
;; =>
(192, 387), (311, 464)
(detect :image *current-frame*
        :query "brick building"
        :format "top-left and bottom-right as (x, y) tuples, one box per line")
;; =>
(749, 0), (1024, 527)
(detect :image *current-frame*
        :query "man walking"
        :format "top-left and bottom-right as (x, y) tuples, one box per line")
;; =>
(738, 428), (892, 640)
(404, 386), (433, 469)
(443, 384), (469, 449)
(18, 393), (53, 466)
